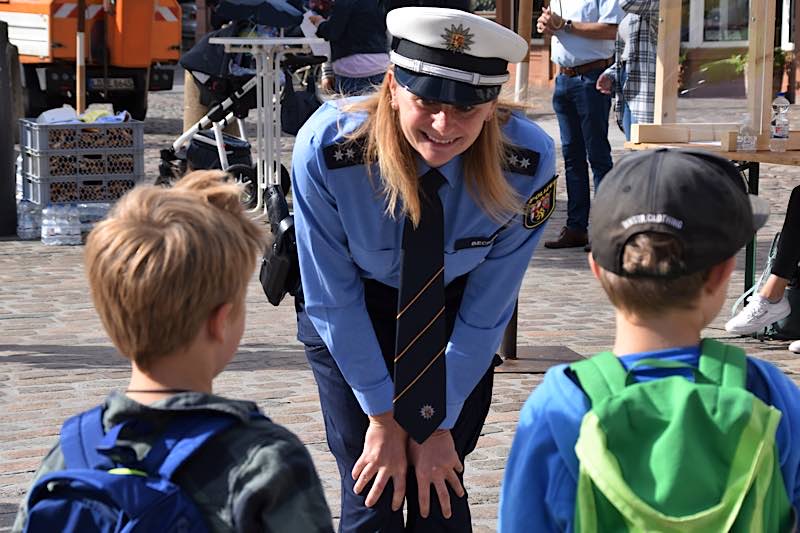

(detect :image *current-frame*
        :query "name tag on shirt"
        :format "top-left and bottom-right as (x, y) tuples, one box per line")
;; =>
(454, 236), (497, 250)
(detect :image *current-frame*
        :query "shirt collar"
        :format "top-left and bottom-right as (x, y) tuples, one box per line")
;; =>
(417, 154), (462, 188)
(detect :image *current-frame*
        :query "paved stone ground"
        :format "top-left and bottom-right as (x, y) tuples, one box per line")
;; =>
(1, 78), (798, 531)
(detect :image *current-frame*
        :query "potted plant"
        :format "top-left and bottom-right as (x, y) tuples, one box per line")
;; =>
(699, 48), (785, 96)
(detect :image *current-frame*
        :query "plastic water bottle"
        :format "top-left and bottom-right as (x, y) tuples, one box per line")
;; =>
(736, 114), (757, 152)
(41, 205), (59, 245)
(41, 204), (81, 245)
(65, 204), (82, 245)
(16, 200), (41, 240)
(77, 202), (111, 240)
(770, 93), (791, 152)
(15, 153), (23, 201)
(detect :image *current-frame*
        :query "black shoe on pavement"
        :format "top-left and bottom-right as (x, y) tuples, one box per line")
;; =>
(544, 226), (589, 249)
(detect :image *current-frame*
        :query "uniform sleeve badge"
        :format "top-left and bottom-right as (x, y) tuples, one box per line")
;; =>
(323, 137), (367, 169)
(504, 146), (540, 176)
(523, 175), (557, 229)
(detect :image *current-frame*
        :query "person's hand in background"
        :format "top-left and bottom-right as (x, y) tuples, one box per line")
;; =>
(308, 14), (326, 26)
(321, 76), (335, 93)
(596, 72), (613, 95)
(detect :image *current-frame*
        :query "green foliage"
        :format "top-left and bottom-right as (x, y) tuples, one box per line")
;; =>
(701, 47), (787, 78)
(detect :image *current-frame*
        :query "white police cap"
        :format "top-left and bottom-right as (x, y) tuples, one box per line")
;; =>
(387, 7), (529, 105)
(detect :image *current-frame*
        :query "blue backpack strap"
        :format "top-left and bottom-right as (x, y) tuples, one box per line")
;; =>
(60, 406), (113, 470)
(137, 413), (240, 479)
(570, 352), (627, 406)
(698, 338), (747, 389)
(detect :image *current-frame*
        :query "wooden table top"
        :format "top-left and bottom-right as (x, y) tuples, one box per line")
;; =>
(624, 142), (800, 166)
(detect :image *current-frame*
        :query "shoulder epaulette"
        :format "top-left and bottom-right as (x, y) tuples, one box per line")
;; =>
(504, 146), (540, 176)
(323, 137), (367, 170)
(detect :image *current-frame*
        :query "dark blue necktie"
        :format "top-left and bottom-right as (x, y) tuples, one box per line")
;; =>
(393, 168), (447, 444)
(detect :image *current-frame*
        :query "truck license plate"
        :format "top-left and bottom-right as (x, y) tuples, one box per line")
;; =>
(89, 78), (135, 90)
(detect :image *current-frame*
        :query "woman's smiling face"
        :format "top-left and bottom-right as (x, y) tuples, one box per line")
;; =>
(388, 71), (497, 168)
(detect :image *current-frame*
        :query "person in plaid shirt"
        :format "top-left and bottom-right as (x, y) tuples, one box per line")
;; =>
(596, 0), (659, 141)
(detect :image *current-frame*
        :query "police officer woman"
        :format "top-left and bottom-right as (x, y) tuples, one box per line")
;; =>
(292, 8), (556, 531)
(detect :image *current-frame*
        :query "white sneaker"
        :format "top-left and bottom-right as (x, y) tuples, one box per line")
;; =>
(789, 340), (800, 354)
(725, 294), (791, 335)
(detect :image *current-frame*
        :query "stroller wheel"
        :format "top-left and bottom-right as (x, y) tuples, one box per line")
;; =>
(226, 164), (258, 210)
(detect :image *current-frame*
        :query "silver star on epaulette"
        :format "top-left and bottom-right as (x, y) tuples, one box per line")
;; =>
(333, 149), (344, 161)
(519, 158), (530, 168)
(344, 147), (355, 160)
(509, 154), (519, 166)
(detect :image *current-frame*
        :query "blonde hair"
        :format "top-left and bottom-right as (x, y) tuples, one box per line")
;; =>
(85, 170), (266, 370)
(345, 71), (522, 226)
(597, 233), (710, 317)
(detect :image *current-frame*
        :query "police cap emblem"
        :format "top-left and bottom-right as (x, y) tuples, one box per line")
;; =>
(441, 24), (474, 53)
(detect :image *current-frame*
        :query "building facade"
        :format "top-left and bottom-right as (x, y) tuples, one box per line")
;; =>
(480, 0), (797, 100)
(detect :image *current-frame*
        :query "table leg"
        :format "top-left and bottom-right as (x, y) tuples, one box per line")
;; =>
(744, 161), (760, 293)
(499, 301), (518, 359)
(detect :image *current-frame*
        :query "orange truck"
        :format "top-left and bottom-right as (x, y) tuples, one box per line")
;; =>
(0, 0), (182, 119)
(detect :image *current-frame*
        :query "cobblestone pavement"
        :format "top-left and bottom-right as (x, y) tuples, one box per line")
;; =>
(2, 78), (798, 531)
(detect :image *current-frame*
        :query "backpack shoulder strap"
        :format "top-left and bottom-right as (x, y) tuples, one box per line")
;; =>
(137, 412), (245, 479)
(570, 352), (627, 406)
(60, 405), (113, 470)
(698, 338), (747, 389)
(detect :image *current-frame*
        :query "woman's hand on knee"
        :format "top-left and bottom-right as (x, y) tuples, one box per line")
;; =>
(352, 412), (408, 511)
(408, 429), (465, 519)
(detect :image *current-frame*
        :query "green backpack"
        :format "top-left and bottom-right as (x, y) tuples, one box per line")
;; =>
(570, 339), (795, 532)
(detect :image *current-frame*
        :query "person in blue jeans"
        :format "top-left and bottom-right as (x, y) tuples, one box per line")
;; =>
(537, 0), (624, 250)
(309, 0), (389, 96)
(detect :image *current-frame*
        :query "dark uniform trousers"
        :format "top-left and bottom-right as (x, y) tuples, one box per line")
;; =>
(296, 275), (498, 532)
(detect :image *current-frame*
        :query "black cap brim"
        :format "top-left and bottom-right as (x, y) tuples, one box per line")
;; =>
(394, 66), (501, 106)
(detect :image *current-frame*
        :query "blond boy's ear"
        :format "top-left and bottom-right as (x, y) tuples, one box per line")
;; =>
(588, 253), (602, 281)
(704, 256), (737, 296)
(206, 303), (234, 343)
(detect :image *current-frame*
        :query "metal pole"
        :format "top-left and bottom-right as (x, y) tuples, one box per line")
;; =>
(514, 0), (533, 102)
(76, 0), (87, 113)
(0, 21), (16, 236)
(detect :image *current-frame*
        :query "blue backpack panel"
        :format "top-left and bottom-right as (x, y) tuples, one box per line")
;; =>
(24, 406), (238, 533)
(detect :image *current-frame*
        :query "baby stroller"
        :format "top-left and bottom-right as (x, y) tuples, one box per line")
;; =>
(158, 0), (326, 208)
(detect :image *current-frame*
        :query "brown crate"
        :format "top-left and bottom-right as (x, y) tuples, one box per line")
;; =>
(107, 179), (136, 200)
(79, 180), (108, 202)
(48, 155), (77, 176)
(46, 128), (77, 150)
(48, 181), (79, 203)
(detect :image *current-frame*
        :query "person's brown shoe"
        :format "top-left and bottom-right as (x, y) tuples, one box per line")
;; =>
(544, 226), (589, 249)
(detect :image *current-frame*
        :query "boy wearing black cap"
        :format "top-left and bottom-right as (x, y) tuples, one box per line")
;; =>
(499, 149), (800, 531)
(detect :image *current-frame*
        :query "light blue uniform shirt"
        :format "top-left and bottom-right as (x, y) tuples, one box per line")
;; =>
(292, 99), (556, 428)
(498, 346), (800, 531)
(549, 0), (624, 67)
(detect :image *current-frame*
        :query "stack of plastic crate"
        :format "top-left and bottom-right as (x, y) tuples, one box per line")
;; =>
(19, 119), (145, 206)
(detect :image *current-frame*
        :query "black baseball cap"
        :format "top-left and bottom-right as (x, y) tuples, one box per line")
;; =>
(590, 149), (769, 277)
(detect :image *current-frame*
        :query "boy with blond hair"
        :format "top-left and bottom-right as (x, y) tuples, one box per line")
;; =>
(13, 171), (333, 533)
(499, 149), (800, 531)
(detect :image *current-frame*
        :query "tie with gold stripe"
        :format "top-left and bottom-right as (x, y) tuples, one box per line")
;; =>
(393, 168), (447, 444)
